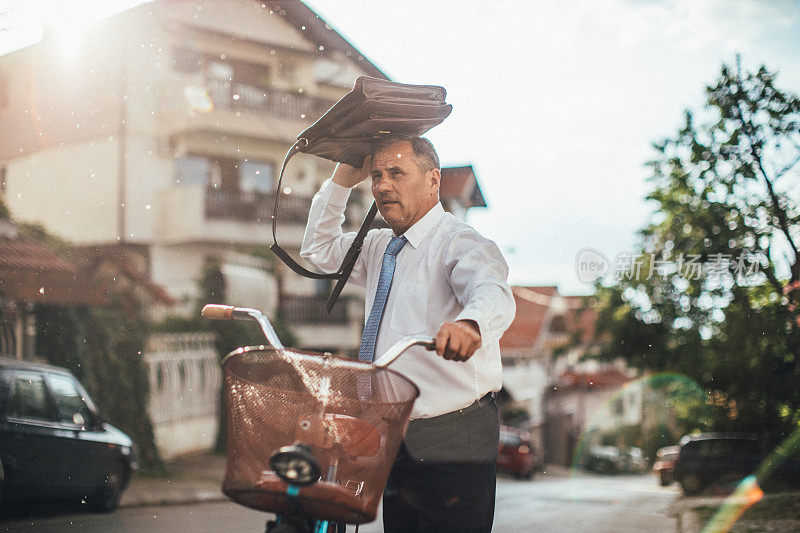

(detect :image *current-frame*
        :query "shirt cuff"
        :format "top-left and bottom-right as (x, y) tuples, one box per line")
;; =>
(321, 178), (353, 208)
(455, 310), (487, 340)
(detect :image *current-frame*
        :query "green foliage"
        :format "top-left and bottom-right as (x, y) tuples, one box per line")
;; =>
(594, 59), (800, 446)
(35, 296), (161, 468)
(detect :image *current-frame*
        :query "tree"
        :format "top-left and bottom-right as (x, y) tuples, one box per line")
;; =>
(595, 58), (800, 446)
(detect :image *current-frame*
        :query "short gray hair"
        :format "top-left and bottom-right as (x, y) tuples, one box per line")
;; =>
(370, 134), (440, 172)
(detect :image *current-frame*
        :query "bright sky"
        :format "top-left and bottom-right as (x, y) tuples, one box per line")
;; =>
(2, 0), (799, 294)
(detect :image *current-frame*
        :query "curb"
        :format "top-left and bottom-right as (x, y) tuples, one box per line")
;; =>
(121, 487), (228, 508)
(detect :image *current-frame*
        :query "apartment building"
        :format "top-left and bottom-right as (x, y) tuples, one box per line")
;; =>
(0, 1), (362, 352)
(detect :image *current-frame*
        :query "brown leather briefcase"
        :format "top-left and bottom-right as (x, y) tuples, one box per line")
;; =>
(296, 76), (452, 166)
(270, 76), (452, 311)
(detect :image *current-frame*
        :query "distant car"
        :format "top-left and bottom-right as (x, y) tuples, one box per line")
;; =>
(497, 425), (536, 479)
(0, 357), (136, 511)
(674, 433), (762, 495)
(583, 445), (624, 474)
(620, 446), (648, 474)
(653, 445), (680, 486)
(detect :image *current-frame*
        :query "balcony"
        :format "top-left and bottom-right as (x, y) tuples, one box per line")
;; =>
(207, 81), (334, 123)
(280, 295), (362, 352)
(157, 80), (337, 141)
(154, 184), (310, 247)
(206, 188), (311, 224)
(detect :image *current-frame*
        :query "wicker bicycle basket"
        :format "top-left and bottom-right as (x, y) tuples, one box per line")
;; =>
(222, 346), (419, 524)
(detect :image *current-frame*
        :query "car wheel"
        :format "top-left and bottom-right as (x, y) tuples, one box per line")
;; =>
(680, 473), (704, 495)
(90, 462), (125, 512)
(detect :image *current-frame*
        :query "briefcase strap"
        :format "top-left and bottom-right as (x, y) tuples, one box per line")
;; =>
(270, 139), (377, 309)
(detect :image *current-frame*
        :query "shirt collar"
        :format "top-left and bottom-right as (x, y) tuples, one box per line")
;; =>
(399, 202), (445, 248)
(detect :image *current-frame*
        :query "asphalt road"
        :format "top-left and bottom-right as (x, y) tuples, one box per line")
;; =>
(1, 472), (679, 533)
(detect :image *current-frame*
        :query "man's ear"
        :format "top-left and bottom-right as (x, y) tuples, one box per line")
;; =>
(429, 168), (441, 196)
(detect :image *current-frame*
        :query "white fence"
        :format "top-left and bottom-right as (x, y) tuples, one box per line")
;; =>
(144, 332), (221, 461)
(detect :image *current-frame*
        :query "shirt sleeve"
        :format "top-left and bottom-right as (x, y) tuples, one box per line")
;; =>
(444, 230), (516, 342)
(300, 179), (369, 287)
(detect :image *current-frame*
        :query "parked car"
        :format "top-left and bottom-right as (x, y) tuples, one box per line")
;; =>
(620, 446), (648, 474)
(583, 445), (624, 474)
(653, 445), (680, 486)
(674, 433), (800, 495)
(674, 433), (762, 495)
(497, 425), (537, 479)
(0, 357), (136, 511)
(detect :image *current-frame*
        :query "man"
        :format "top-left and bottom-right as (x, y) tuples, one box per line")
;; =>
(300, 134), (515, 532)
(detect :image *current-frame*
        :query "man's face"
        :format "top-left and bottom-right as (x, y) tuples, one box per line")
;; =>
(370, 141), (440, 235)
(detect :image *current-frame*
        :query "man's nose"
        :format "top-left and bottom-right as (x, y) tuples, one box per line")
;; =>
(373, 174), (392, 193)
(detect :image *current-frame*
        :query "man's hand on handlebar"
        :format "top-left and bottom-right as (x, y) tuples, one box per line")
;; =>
(332, 155), (371, 188)
(435, 320), (482, 362)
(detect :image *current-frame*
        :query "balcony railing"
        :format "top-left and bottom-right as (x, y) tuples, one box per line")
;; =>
(205, 189), (312, 224)
(280, 296), (349, 324)
(207, 81), (334, 122)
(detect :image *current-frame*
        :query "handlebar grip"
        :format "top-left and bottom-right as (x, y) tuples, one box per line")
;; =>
(201, 304), (235, 320)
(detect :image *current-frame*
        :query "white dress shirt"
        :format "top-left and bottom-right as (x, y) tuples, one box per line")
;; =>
(301, 179), (516, 419)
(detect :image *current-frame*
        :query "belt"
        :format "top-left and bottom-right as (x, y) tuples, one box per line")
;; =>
(411, 392), (496, 426)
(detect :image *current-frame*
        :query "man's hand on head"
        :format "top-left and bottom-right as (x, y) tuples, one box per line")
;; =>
(434, 320), (482, 362)
(332, 155), (371, 188)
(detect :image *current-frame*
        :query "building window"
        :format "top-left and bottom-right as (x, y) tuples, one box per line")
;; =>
(239, 160), (274, 193)
(175, 155), (211, 186)
(177, 154), (275, 193)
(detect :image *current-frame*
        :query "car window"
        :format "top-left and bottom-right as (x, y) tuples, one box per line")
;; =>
(45, 374), (95, 427)
(8, 372), (57, 422)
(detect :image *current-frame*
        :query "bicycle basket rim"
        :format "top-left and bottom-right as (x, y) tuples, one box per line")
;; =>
(221, 345), (420, 399)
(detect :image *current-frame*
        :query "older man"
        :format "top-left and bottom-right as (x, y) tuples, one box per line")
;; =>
(300, 134), (515, 532)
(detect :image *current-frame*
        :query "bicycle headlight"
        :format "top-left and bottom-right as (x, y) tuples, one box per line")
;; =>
(269, 443), (320, 486)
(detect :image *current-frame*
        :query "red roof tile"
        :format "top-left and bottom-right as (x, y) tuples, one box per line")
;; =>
(500, 286), (558, 350)
(556, 369), (631, 391)
(0, 237), (75, 273)
(440, 166), (486, 208)
(71, 246), (177, 306)
(0, 237), (105, 306)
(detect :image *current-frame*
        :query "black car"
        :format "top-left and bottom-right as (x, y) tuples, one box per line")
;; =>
(0, 357), (136, 511)
(674, 433), (763, 495)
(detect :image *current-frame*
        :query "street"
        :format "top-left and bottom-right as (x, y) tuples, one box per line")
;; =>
(1, 472), (679, 532)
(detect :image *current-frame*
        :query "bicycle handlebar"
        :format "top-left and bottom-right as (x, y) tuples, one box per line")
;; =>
(202, 304), (434, 367)
(201, 304), (285, 350)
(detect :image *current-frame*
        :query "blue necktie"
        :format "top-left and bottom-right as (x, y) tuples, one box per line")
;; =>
(358, 235), (408, 363)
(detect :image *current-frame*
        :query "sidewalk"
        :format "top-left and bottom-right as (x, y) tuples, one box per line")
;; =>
(121, 452), (228, 508)
(670, 491), (800, 532)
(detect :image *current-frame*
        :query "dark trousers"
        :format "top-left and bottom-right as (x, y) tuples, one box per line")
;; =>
(382, 396), (499, 533)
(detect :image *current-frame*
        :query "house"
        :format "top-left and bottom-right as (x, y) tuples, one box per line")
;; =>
(499, 286), (643, 465)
